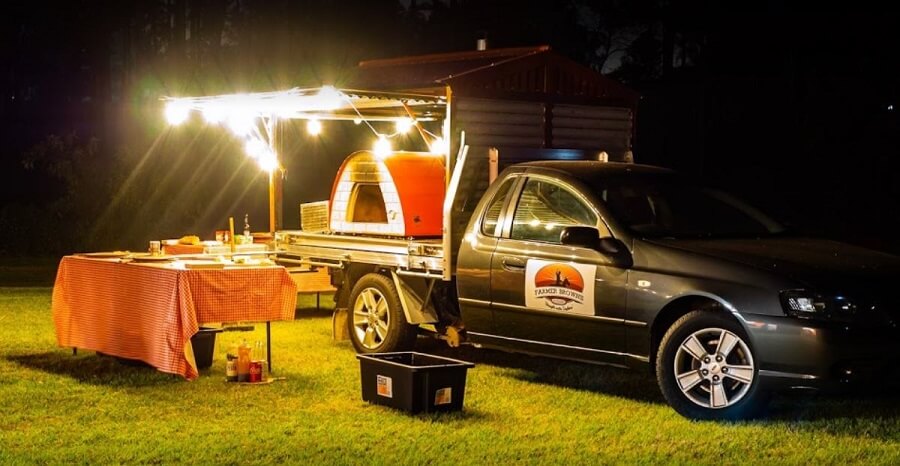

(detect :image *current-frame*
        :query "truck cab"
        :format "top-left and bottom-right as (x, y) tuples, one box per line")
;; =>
(456, 162), (635, 368)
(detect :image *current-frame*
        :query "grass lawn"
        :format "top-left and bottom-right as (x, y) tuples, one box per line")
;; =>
(1, 284), (898, 464)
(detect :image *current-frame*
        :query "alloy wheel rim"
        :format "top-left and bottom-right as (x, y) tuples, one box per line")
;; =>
(352, 287), (390, 350)
(673, 327), (755, 409)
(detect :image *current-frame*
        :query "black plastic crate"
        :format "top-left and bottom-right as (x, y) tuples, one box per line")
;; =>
(357, 352), (475, 414)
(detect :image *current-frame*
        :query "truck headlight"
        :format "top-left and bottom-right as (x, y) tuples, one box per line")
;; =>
(779, 290), (859, 321)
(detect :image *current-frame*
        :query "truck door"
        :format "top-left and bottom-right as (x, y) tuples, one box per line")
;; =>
(489, 176), (627, 357)
(455, 176), (519, 333)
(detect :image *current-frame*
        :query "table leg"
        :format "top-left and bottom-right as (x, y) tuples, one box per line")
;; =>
(266, 321), (272, 373)
(316, 292), (320, 310)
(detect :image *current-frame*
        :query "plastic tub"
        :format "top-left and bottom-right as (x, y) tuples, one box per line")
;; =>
(357, 352), (475, 414)
(191, 327), (223, 370)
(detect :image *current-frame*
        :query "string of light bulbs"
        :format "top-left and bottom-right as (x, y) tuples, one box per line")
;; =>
(163, 86), (445, 168)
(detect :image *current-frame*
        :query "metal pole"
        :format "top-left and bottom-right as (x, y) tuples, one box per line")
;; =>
(272, 117), (283, 231)
(268, 170), (276, 233)
(266, 116), (279, 234)
(444, 85), (453, 183)
(266, 321), (272, 374)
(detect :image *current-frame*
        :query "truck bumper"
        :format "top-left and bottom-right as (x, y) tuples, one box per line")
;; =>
(744, 314), (900, 393)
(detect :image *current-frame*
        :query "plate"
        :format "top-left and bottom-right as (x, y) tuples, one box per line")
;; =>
(78, 251), (131, 259)
(130, 254), (175, 262)
(175, 254), (216, 261)
(230, 259), (275, 267)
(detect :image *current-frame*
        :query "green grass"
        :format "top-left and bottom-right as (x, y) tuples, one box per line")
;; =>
(1, 286), (898, 465)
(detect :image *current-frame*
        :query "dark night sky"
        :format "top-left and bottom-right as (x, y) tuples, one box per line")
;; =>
(1, 1), (898, 255)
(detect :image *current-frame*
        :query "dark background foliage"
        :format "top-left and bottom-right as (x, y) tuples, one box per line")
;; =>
(1, 0), (898, 256)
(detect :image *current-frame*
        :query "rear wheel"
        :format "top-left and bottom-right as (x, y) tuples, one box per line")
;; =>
(656, 310), (770, 420)
(347, 273), (417, 353)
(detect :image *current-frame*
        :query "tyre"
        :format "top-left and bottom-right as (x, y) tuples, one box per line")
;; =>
(347, 273), (418, 353)
(656, 310), (770, 420)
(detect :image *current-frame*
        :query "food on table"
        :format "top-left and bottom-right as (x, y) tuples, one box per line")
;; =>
(178, 235), (201, 245)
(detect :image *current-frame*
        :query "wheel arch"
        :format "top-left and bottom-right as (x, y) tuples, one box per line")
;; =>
(648, 293), (744, 371)
(334, 263), (390, 311)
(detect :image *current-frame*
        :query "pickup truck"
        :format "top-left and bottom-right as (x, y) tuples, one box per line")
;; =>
(277, 151), (900, 420)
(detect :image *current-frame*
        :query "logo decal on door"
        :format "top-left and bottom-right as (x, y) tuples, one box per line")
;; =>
(525, 261), (596, 315)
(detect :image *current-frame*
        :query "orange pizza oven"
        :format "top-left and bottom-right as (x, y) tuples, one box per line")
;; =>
(329, 150), (445, 237)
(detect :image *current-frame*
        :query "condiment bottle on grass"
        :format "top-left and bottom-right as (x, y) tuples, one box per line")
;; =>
(225, 345), (238, 382)
(237, 341), (251, 382)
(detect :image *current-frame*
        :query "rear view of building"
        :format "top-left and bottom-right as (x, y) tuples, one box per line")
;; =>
(354, 45), (639, 161)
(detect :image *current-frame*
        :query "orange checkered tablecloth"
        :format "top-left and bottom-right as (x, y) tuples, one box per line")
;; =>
(52, 256), (297, 380)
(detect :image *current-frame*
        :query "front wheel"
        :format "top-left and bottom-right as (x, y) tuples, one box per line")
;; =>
(656, 310), (770, 420)
(347, 273), (418, 354)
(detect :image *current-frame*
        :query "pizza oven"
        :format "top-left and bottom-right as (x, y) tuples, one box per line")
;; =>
(329, 150), (445, 237)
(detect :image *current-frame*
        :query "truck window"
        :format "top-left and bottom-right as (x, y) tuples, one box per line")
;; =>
(481, 178), (515, 237)
(510, 179), (597, 243)
(348, 183), (388, 223)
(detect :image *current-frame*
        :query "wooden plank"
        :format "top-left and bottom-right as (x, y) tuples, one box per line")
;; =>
(291, 268), (335, 293)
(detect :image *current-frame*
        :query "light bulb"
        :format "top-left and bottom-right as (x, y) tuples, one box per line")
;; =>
(307, 118), (322, 135)
(315, 85), (343, 110)
(429, 136), (447, 154)
(244, 139), (268, 159)
(395, 117), (414, 134)
(257, 151), (278, 172)
(373, 135), (392, 158)
(165, 100), (190, 125)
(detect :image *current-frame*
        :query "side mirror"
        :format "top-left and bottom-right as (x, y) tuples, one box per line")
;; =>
(560, 226), (632, 268)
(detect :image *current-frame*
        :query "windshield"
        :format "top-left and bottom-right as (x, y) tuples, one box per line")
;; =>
(597, 176), (785, 239)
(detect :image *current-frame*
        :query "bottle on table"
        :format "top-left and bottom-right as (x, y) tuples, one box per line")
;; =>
(243, 214), (251, 238)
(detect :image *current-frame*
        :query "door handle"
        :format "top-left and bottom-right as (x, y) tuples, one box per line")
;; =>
(501, 256), (526, 271)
